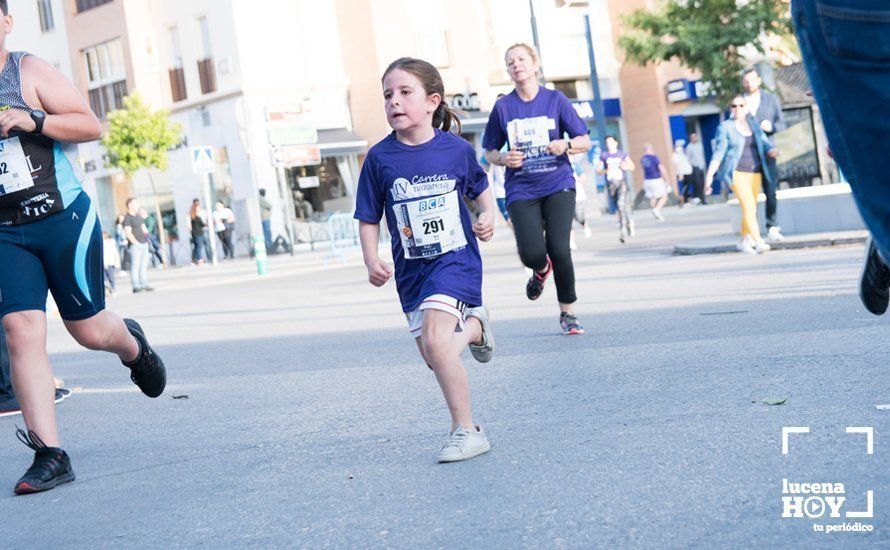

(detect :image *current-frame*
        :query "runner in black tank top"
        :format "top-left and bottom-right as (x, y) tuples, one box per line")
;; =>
(0, 2), (166, 495)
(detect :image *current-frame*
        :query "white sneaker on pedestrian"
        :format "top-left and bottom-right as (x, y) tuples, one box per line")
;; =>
(754, 240), (771, 254)
(466, 306), (494, 363)
(628, 220), (636, 237)
(691, 197), (702, 205)
(437, 425), (491, 463)
(653, 209), (665, 222)
(767, 226), (785, 243)
(737, 236), (757, 255)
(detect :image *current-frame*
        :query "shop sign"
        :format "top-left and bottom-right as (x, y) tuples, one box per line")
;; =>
(447, 93), (481, 112)
(271, 144), (321, 168)
(266, 103), (318, 146)
(297, 176), (320, 189)
(667, 79), (691, 103)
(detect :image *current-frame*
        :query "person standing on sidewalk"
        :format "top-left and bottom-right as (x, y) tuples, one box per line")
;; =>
(685, 132), (707, 204)
(640, 144), (671, 221)
(672, 140), (695, 206)
(0, 4), (166, 494)
(742, 67), (786, 242)
(123, 198), (154, 292)
(483, 43), (592, 335)
(597, 135), (635, 243)
(355, 57), (496, 462)
(704, 95), (778, 255)
(258, 188), (273, 252)
(213, 200), (236, 260)
(791, 0), (890, 315)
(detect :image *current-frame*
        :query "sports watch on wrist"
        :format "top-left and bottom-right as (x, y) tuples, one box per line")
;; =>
(30, 109), (46, 134)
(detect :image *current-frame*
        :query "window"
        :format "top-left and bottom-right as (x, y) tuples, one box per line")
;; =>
(195, 17), (216, 94)
(76, 0), (113, 12)
(38, 0), (55, 32)
(552, 80), (579, 99)
(83, 39), (127, 118)
(168, 27), (187, 102)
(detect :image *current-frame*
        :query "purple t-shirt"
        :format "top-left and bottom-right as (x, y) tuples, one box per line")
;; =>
(482, 88), (589, 206)
(599, 151), (629, 182)
(640, 154), (663, 180)
(354, 130), (489, 312)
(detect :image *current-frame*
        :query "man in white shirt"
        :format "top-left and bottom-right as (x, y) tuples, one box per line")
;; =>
(685, 133), (707, 204)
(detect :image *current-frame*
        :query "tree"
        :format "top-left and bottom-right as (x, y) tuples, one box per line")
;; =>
(618, 0), (792, 107)
(102, 93), (182, 265)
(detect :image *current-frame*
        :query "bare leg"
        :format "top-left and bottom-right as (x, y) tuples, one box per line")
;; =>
(64, 310), (139, 362)
(418, 309), (481, 430)
(5, 311), (59, 447)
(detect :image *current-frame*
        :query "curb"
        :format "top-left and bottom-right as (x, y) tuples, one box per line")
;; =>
(673, 235), (867, 256)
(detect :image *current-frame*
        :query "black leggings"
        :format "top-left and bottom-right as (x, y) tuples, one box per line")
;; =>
(507, 188), (577, 304)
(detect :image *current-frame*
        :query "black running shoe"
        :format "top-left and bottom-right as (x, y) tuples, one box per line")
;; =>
(526, 258), (553, 301)
(122, 319), (167, 398)
(14, 428), (75, 495)
(860, 236), (890, 316)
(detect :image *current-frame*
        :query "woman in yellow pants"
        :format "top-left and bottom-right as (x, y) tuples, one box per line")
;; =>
(705, 95), (779, 254)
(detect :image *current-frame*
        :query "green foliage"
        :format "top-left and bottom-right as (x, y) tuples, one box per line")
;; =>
(618, 0), (791, 106)
(102, 93), (182, 176)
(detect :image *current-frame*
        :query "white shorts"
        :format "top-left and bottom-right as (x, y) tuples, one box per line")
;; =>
(406, 294), (469, 337)
(643, 178), (669, 199)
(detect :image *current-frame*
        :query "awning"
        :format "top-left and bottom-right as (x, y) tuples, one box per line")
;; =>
(681, 102), (721, 117)
(457, 111), (491, 133)
(317, 128), (368, 156)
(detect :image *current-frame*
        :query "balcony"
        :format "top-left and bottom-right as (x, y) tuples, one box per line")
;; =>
(76, 0), (113, 13)
(169, 67), (187, 102)
(197, 58), (217, 95)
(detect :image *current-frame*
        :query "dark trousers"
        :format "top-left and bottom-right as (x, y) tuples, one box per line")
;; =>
(507, 188), (578, 304)
(218, 230), (234, 259)
(691, 167), (707, 203)
(763, 157), (779, 229)
(0, 324), (12, 401)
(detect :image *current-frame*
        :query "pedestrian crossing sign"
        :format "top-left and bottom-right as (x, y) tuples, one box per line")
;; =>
(191, 146), (215, 174)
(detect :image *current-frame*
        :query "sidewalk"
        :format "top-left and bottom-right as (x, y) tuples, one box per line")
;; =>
(674, 229), (868, 255)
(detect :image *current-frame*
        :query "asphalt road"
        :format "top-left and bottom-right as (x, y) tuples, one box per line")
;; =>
(1, 205), (886, 548)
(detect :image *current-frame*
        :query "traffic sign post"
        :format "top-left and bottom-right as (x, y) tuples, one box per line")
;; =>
(191, 146), (220, 266)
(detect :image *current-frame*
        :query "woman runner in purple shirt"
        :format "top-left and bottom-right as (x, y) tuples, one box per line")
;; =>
(483, 43), (592, 335)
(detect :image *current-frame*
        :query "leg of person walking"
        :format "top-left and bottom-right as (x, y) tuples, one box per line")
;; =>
(731, 172), (765, 253)
(792, 0), (890, 314)
(507, 198), (548, 273)
(129, 243), (146, 291)
(541, 189), (578, 308)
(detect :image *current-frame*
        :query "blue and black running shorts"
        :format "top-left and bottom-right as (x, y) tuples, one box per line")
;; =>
(0, 191), (105, 320)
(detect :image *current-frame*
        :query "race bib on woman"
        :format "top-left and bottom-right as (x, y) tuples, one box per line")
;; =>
(0, 137), (35, 197)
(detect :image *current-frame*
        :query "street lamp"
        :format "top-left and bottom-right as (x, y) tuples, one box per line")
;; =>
(553, 0), (610, 147)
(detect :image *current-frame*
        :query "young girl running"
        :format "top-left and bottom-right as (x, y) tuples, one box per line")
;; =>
(354, 57), (495, 463)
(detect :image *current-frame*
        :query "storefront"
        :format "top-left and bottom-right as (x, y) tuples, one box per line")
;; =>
(284, 128), (366, 220)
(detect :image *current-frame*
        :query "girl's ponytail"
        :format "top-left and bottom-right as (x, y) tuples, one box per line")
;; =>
(433, 100), (462, 135)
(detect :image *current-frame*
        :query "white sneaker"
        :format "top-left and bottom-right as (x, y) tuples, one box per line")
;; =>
(628, 220), (636, 237)
(437, 425), (491, 463)
(466, 306), (494, 363)
(583, 226), (592, 238)
(754, 240), (771, 254)
(653, 210), (665, 222)
(767, 226), (785, 243)
(691, 197), (702, 205)
(737, 237), (757, 255)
